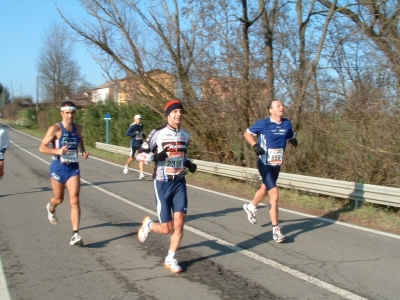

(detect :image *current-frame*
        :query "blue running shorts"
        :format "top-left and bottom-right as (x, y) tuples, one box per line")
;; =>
(50, 160), (80, 184)
(257, 159), (281, 191)
(154, 178), (188, 223)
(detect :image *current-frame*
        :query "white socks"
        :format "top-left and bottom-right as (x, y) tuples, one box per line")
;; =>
(166, 250), (175, 260)
(248, 203), (256, 211)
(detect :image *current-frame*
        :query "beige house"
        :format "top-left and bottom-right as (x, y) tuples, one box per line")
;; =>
(89, 81), (117, 103)
(116, 69), (177, 104)
(85, 69), (177, 105)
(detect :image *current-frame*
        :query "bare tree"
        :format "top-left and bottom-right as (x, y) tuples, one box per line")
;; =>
(258, 0), (280, 103)
(58, 0), (245, 161)
(0, 83), (11, 106)
(318, 0), (400, 93)
(36, 23), (83, 104)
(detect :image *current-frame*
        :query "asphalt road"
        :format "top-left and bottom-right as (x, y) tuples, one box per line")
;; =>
(0, 123), (399, 300)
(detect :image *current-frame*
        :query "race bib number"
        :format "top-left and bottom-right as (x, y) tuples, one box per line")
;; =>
(60, 150), (78, 164)
(135, 131), (143, 140)
(165, 152), (184, 175)
(267, 148), (283, 166)
(136, 152), (154, 164)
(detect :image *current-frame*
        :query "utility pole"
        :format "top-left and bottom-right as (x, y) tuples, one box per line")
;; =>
(36, 76), (40, 111)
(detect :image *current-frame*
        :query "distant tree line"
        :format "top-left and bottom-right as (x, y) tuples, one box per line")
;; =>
(6, 1), (400, 188)
(54, 1), (400, 187)
(0, 82), (11, 107)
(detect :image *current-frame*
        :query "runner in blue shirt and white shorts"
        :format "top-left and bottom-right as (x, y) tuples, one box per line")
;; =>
(243, 99), (298, 243)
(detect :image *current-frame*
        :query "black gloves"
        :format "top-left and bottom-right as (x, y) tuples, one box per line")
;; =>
(252, 143), (265, 156)
(153, 149), (168, 161)
(0, 148), (6, 154)
(185, 160), (197, 173)
(289, 138), (298, 147)
(154, 145), (171, 161)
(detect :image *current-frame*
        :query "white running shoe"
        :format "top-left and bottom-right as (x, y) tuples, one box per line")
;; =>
(243, 204), (257, 224)
(164, 257), (182, 273)
(272, 227), (285, 243)
(138, 173), (145, 180)
(138, 216), (152, 243)
(46, 203), (58, 225)
(70, 233), (83, 246)
(123, 165), (129, 174)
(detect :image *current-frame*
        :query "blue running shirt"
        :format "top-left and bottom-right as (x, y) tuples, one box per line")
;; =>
(248, 117), (295, 166)
(52, 122), (81, 164)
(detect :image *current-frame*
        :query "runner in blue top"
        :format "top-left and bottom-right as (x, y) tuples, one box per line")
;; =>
(123, 114), (145, 179)
(243, 99), (297, 243)
(39, 101), (89, 246)
(136, 99), (197, 273)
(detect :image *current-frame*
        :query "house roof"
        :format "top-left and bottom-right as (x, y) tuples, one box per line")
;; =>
(66, 93), (90, 101)
(71, 99), (95, 108)
(92, 81), (117, 90)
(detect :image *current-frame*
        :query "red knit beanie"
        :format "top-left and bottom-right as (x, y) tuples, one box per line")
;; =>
(165, 99), (184, 116)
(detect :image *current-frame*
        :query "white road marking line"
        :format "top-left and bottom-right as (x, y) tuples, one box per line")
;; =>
(6, 125), (400, 239)
(0, 258), (11, 300)
(89, 154), (400, 240)
(80, 178), (366, 300)
(0, 134), (380, 300)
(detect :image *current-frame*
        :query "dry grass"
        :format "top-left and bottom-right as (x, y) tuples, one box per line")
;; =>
(184, 171), (400, 235)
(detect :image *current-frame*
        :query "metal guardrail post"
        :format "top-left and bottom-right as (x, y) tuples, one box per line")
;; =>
(95, 142), (400, 208)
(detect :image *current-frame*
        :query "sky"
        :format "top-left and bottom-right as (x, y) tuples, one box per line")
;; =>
(0, 0), (107, 102)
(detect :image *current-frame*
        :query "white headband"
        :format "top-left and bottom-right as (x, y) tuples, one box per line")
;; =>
(61, 106), (76, 111)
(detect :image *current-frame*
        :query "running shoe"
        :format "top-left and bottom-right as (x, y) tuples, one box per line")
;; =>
(164, 257), (182, 273)
(46, 203), (58, 225)
(70, 233), (84, 246)
(243, 203), (257, 224)
(123, 165), (129, 174)
(272, 227), (285, 243)
(138, 216), (152, 243)
(138, 173), (145, 180)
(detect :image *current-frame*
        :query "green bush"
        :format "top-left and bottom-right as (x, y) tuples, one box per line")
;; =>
(18, 103), (164, 147)
(82, 102), (164, 147)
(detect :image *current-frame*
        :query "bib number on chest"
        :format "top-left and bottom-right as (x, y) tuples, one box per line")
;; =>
(135, 131), (143, 140)
(165, 152), (184, 175)
(267, 148), (283, 166)
(60, 150), (78, 164)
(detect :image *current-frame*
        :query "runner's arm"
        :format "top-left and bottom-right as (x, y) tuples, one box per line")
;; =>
(287, 127), (297, 147)
(39, 124), (67, 156)
(125, 124), (137, 137)
(244, 129), (264, 155)
(77, 124), (89, 159)
(1, 130), (10, 149)
(244, 130), (257, 147)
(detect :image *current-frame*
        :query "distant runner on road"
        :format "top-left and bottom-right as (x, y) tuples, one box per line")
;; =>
(39, 101), (89, 246)
(123, 114), (145, 179)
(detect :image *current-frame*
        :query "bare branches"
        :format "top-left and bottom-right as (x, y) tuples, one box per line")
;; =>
(36, 23), (83, 104)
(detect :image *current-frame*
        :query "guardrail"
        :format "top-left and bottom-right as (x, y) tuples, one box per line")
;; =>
(95, 142), (400, 208)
